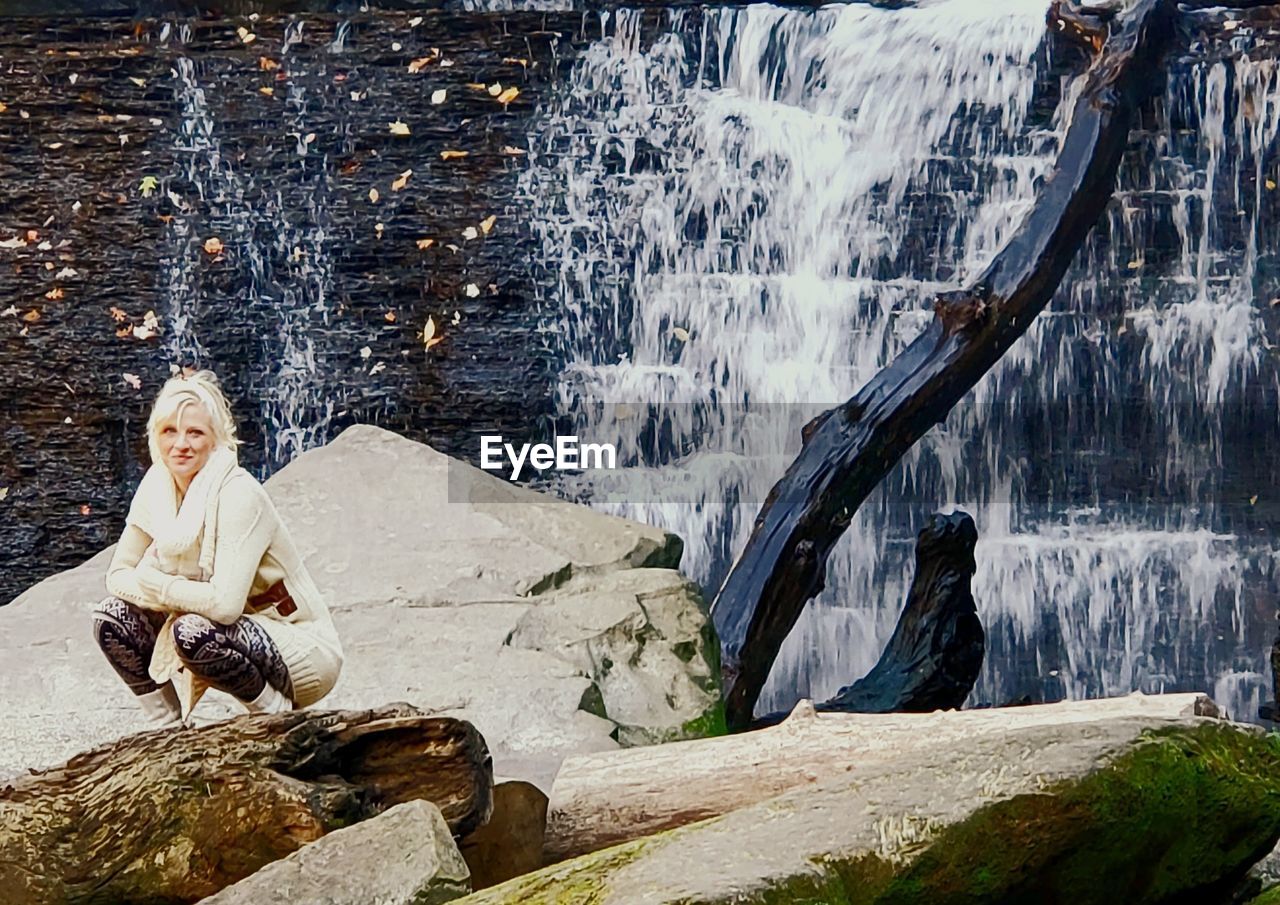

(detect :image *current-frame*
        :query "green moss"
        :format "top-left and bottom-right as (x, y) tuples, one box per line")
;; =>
(1249, 885), (1280, 905)
(680, 701), (728, 740)
(451, 834), (659, 905)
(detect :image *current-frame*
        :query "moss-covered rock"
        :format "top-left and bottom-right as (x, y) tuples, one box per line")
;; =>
(456, 718), (1280, 905)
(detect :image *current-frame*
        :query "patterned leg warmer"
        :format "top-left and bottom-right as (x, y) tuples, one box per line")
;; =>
(170, 614), (294, 703)
(92, 596), (165, 695)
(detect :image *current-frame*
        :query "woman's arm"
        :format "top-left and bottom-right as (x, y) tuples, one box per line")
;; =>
(105, 524), (169, 611)
(134, 483), (275, 625)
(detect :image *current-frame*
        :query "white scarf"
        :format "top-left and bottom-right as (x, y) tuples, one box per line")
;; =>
(129, 446), (239, 579)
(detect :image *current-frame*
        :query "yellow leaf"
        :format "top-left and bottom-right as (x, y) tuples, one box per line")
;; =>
(424, 315), (443, 349)
(45, 287), (64, 300)
(480, 215), (496, 235)
(426, 336), (443, 349)
(22, 309), (40, 323)
(237, 26), (256, 43)
(128, 77), (145, 87)
(416, 238), (435, 250)
(203, 237), (224, 255)
(0, 102), (7, 113)
(391, 169), (412, 191)
(258, 56), (280, 71)
(1251, 494), (1259, 505)
(138, 175), (158, 196)
(440, 149), (469, 160)
(497, 86), (519, 105)
(672, 326), (690, 342)
(369, 187), (380, 203)
(502, 57), (529, 68)
(388, 120), (411, 136)
(0, 487), (7, 501)
(259, 86), (274, 97)
(487, 82), (502, 97)
(1268, 179), (1277, 191)
(384, 310), (397, 323)
(462, 226), (478, 240)
(501, 145), (527, 156)
(408, 57), (434, 73)
(465, 83), (486, 91)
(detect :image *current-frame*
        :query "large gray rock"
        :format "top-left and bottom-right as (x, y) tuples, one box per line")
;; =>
(458, 703), (1280, 905)
(199, 799), (471, 905)
(0, 426), (722, 790)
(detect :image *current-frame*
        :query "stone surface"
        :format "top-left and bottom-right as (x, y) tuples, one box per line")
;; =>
(458, 705), (1280, 905)
(199, 799), (471, 905)
(0, 425), (721, 790)
(459, 780), (550, 891)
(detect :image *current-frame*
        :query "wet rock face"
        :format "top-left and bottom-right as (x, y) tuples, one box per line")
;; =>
(0, 7), (669, 605)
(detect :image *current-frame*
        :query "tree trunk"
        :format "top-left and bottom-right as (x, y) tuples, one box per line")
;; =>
(752, 511), (984, 728)
(0, 706), (493, 905)
(710, 0), (1176, 731)
(542, 692), (1218, 864)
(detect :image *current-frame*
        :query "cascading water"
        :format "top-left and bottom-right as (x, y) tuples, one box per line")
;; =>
(525, 2), (1280, 720)
(159, 19), (342, 470)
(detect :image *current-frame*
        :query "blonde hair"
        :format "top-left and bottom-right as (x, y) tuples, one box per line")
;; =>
(146, 370), (240, 466)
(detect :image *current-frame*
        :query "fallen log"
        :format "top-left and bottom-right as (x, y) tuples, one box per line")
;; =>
(541, 692), (1218, 864)
(711, 0), (1176, 731)
(0, 705), (493, 905)
(753, 511), (984, 728)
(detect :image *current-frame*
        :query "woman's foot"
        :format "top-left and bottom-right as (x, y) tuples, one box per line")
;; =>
(136, 684), (183, 729)
(244, 682), (293, 715)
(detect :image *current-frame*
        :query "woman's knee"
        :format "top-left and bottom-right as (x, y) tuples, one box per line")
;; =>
(91, 595), (133, 621)
(171, 613), (217, 660)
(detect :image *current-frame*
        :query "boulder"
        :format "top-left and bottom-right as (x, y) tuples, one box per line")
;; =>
(0, 425), (723, 790)
(458, 702), (1280, 905)
(459, 780), (550, 891)
(199, 799), (471, 905)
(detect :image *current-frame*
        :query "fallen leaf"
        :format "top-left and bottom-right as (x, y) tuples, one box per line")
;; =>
(0, 236), (24, 249)
(37, 241), (51, 251)
(46, 142), (64, 150)
(368, 187), (380, 203)
(143, 310), (159, 331)
(304, 132), (316, 144)
(423, 315), (441, 348)
(350, 90), (364, 102)
(138, 175), (158, 197)
(374, 222), (385, 239)
(203, 237), (224, 255)
(108, 306), (127, 322)
(132, 324), (157, 340)
(1251, 494), (1259, 505)
(80, 504), (91, 516)
(18, 110), (28, 120)
(384, 310), (397, 323)
(431, 88), (446, 104)
(258, 56), (280, 70)
(237, 26), (256, 43)
(0, 487), (7, 501)
(440, 149), (468, 160)
(122, 372), (141, 390)
(451, 310), (461, 326)
(464, 283), (480, 298)
(462, 226), (478, 240)
(408, 57), (434, 73)
(439, 59), (454, 69)
(465, 82), (486, 91)
(497, 86), (519, 105)
(26, 230), (38, 242)
(1268, 179), (1277, 191)
(21, 309), (39, 323)
(56, 267), (77, 279)
(259, 86), (275, 97)
(0, 103), (6, 114)
(392, 42), (402, 51)
(391, 169), (412, 191)
(128, 77), (146, 87)
(409, 15), (423, 26)
(369, 361), (386, 376)
(501, 145), (527, 156)
(388, 119), (411, 136)
(416, 238), (435, 250)
(115, 325), (132, 338)
(672, 326), (690, 342)
(0, 305), (17, 317)
(480, 215), (496, 235)
(359, 345), (372, 360)
(44, 262), (53, 271)
(502, 57), (529, 67)
(487, 82), (503, 97)
(45, 287), (64, 300)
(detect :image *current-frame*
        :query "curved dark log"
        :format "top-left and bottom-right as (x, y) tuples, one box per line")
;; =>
(751, 511), (984, 729)
(0, 706), (493, 905)
(711, 0), (1176, 731)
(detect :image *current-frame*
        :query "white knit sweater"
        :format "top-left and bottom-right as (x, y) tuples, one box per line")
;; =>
(106, 464), (343, 712)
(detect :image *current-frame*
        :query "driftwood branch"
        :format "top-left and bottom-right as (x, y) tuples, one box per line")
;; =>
(710, 0), (1176, 731)
(0, 706), (493, 905)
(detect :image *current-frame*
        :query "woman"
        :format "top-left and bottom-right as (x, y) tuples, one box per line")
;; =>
(92, 371), (343, 728)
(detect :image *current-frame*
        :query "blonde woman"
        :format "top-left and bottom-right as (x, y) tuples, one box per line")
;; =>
(92, 371), (343, 728)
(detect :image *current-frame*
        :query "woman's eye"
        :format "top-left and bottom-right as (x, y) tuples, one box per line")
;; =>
(190, 429), (204, 436)
(162, 427), (176, 435)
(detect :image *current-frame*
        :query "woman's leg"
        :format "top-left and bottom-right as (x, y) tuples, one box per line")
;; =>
(91, 596), (166, 695)
(170, 614), (294, 703)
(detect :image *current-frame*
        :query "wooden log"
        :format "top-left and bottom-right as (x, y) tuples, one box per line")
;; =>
(0, 705), (493, 905)
(752, 511), (984, 728)
(710, 0), (1176, 731)
(542, 692), (1219, 864)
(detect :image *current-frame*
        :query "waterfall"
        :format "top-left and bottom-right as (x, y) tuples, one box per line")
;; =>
(525, 2), (1280, 720)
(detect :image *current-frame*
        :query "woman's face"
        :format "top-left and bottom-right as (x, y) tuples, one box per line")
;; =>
(157, 402), (215, 486)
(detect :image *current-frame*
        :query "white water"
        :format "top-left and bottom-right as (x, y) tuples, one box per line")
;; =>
(526, 2), (1279, 719)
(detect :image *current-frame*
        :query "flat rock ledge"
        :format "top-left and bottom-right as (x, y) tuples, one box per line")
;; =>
(459, 700), (1280, 905)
